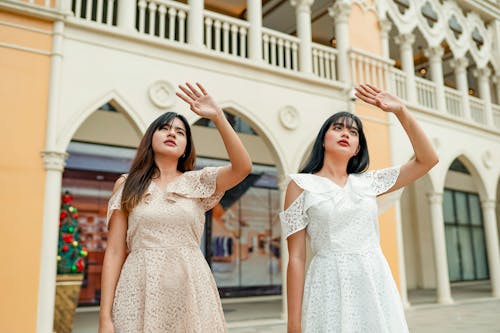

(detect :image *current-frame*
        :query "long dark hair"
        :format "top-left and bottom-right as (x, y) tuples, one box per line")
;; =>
(300, 111), (369, 174)
(121, 112), (195, 214)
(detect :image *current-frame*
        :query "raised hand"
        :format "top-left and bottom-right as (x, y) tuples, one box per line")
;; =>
(354, 83), (405, 114)
(176, 82), (223, 121)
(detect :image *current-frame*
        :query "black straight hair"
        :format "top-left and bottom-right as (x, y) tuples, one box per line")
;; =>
(300, 111), (369, 174)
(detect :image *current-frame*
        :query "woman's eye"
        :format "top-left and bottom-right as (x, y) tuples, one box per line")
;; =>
(177, 131), (185, 136)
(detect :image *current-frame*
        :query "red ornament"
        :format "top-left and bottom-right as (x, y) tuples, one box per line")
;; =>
(62, 245), (69, 252)
(63, 234), (74, 243)
(59, 221), (62, 227)
(62, 194), (72, 203)
(60, 211), (68, 219)
(72, 213), (78, 219)
(76, 258), (85, 272)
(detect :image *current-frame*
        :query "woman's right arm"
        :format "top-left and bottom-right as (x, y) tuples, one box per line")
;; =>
(99, 177), (128, 333)
(284, 181), (306, 333)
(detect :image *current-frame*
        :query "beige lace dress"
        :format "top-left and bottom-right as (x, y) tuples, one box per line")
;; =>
(106, 167), (227, 333)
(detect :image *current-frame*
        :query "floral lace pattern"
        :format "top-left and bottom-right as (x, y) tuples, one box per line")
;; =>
(280, 166), (408, 332)
(105, 167), (227, 333)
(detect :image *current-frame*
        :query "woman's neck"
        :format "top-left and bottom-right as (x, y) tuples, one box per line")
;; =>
(154, 155), (181, 181)
(319, 153), (349, 178)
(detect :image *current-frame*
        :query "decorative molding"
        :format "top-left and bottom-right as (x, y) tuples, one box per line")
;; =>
(481, 149), (493, 169)
(41, 150), (68, 172)
(278, 106), (300, 130)
(449, 57), (469, 71)
(148, 80), (176, 109)
(394, 32), (415, 47)
(352, 0), (377, 13)
(424, 46), (444, 60)
(328, 1), (352, 23)
(481, 200), (496, 210)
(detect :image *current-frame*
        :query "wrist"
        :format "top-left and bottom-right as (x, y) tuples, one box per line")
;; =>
(210, 109), (226, 125)
(393, 104), (407, 117)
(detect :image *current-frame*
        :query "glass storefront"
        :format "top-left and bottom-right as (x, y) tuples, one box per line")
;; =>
(63, 141), (281, 306)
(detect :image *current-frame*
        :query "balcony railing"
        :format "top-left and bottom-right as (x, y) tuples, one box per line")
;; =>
(349, 48), (392, 90)
(137, 0), (188, 43)
(312, 43), (337, 81)
(493, 104), (500, 129)
(389, 68), (407, 101)
(444, 86), (463, 118)
(415, 77), (437, 110)
(469, 95), (486, 125)
(262, 28), (299, 72)
(72, 0), (117, 26)
(204, 10), (249, 58)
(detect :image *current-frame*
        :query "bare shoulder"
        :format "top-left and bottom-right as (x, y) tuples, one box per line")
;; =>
(284, 179), (304, 210)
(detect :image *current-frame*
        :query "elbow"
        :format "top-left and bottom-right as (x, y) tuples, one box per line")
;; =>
(430, 154), (439, 168)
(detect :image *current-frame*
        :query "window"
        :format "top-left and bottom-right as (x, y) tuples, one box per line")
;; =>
(443, 189), (489, 282)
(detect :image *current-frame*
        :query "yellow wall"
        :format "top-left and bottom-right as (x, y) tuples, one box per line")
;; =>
(0, 11), (52, 333)
(349, 2), (401, 287)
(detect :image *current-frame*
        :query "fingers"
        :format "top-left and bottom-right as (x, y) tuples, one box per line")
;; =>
(354, 85), (375, 100)
(355, 92), (377, 105)
(186, 82), (202, 98)
(178, 84), (197, 100)
(196, 82), (208, 96)
(176, 91), (192, 105)
(365, 83), (381, 94)
(361, 83), (378, 96)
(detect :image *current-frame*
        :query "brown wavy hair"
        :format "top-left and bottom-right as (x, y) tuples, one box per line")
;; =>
(121, 112), (195, 214)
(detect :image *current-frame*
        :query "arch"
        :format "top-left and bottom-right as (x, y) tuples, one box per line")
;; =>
(415, 0), (446, 47)
(188, 99), (289, 178)
(440, 153), (489, 200)
(466, 11), (493, 69)
(57, 90), (147, 151)
(442, 0), (469, 59)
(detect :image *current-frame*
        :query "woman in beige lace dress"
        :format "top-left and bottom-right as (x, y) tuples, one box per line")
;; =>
(98, 83), (252, 333)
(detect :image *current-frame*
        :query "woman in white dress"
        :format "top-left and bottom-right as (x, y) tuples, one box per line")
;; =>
(281, 84), (439, 333)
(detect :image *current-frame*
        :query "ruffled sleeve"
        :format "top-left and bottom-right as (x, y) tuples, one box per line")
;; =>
(167, 166), (224, 212)
(279, 192), (308, 239)
(366, 165), (401, 196)
(105, 176), (126, 227)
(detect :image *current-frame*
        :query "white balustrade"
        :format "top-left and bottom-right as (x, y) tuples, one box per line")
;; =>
(262, 28), (300, 71)
(388, 67), (407, 100)
(349, 48), (392, 90)
(415, 77), (437, 110)
(469, 95), (486, 125)
(204, 10), (249, 58)
(492, 104), (500, 129)
(137, 0), (188, 42)
(444, 86), (463, 118)
(72, 0), (117, 26)
(311, 43), (337, 81)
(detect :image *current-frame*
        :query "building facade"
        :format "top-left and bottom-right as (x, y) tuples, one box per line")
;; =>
(0, 0), (499, 332)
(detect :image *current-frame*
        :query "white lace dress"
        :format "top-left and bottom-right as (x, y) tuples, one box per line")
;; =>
(280, 166), (409, 333)
(106, 167), (227, 333)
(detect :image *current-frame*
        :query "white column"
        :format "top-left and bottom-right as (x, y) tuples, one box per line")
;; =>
(493, 75), (500, 105)
(481, 200), (500, 298)
(247, 0), (262, 62)
(474, 67), (494, 127)
(117, 0), (136, 31)
(188, 0), (204, 47)
(427, 193), (453, 304)
(37, 152), (67, 333)
(450, 57), (471, 119)
(424, 46), (446, 112)
(379, 19), (392, 59)
(291, 0), (314, 74)
(395, 33), (417, 103)
(328, 1), (351, 83)
(395, 200), (410, 308)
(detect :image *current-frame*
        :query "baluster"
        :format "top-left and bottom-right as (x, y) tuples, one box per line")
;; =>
(106, 0), (114, 25)
(231, 24), (238, 55)
(205, 17), (213, 49)
(75, 0), (82, 18)
(214, 20), (222, 51)
(262, 33), (269, 63)
(148, 2), (157, 36)
(319, 51), (325, 78)
(85, 0), (92, 20)
(330, 53), (336, 80)
(222, 22), (230, 53)
(270, 36), (277, 66)
(350, 53), (357, 85)
(277, 38), (284, 68)
(168, 7), (177, 40)
(158, 5), (166, 38)
(96, 0), (103, 23)
(312, 48), (318, 75)
(138, 0), (147, 33)
(284, 40), (291, 69)
(178, 10), (186, 42)
(292, 43), (298, 71)
(239, 27), (247, 58)
(324, 51), (331, 80)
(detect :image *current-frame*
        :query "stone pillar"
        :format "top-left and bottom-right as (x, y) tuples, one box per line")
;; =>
(328, 0), (351, 83)
(474, 67), (494, 127)
(425, 46), (446, 113)
(187, 0), (204, 47)
(450, 57), (471, 120)
(481, 200), (500, 298)
(395, 33), (417, 103)
(247, 0), (262, 62)
(291, 0), (314, 74)
(427, 193), (453, 304)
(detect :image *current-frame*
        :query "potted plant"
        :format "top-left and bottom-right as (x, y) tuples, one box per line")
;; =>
(53, 191), (87, 333)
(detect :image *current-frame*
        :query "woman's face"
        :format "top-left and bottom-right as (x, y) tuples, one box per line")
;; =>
(151, 117), (188, 159)
(323, 118), (360, 158)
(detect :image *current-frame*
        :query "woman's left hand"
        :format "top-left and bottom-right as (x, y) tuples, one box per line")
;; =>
(176, 82), (223, 121)
(354, 83), (405, 114)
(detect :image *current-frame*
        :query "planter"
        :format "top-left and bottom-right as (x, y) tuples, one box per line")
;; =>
(53, 274), (84, 333)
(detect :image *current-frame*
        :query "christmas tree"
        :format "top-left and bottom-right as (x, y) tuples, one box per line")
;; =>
(57, 191), (87, 274)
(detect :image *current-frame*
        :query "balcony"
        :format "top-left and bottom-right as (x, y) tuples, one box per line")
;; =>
(5, 0), (500, 133)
